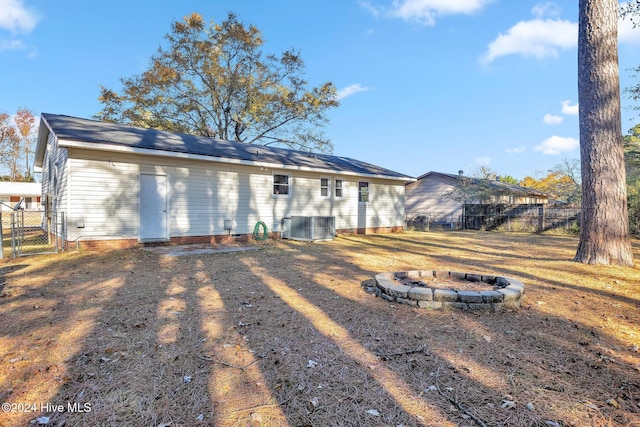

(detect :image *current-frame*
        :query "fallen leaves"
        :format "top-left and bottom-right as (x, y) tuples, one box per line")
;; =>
(3, 232), (640, 427)
(606, 398), (620, 408)
(35, 416), (50, 425)
(584, 401), (599, 410)
(501, 399), (516, 409)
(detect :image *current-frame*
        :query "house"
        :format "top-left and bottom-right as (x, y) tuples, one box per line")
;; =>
(405, 171), (551, 226)
(0, 181), (41, 211)
(34, 113), (414, 249)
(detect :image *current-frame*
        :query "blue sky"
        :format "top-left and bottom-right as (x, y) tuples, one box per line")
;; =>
(1, 0), (639, 180)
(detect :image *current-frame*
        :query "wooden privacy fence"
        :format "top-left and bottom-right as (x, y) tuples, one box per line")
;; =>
(463, 204), (581, 232)
(408, 204), (581, 233)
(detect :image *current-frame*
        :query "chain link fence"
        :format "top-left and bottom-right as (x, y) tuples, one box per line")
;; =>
(1, 209), (65, 257)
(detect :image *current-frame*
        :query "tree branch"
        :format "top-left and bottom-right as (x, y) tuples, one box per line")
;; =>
(374, 345), (427, 360)
(434, 367), (488, 427)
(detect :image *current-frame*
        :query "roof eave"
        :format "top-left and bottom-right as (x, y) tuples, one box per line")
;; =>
(58, 139), (414, 182)
(34, 116), (53, 168)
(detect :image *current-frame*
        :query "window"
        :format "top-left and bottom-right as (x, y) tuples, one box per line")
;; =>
(273, 174), (290, 196)
(335, 179), (343, 198)
(358, 181), (369, 203)
(46, 153), (51, 182)
(53, 164), (58, 196)
(320, 178), (329, 197)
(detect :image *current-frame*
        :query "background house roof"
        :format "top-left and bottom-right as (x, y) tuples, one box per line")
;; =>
(414, 171), (553, 198)
(37, 113), (414, 181)
(0, 182), (41, 196)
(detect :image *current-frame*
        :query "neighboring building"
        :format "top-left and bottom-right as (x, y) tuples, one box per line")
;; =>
(0, 182), (41, 211)
(34, 113), (414, 249)
(405, 171), (551, 224)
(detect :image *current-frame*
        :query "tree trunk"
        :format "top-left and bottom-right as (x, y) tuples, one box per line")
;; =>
(575, 0), (634, 266)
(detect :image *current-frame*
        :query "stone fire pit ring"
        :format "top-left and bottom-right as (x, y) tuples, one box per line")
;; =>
(374, 270), (524, 312)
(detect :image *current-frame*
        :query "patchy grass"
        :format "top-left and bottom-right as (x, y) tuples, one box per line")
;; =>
(0, 231), (639, 427)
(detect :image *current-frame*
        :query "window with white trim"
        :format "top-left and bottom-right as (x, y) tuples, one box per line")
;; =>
(358, 181), (369, 203)
(273, 174), (290, 196)
(335, 179), (343, 198)
(320, 177), (329, 197)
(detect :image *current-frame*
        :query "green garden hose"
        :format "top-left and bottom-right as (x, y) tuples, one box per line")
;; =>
(253, 221), (268, 240)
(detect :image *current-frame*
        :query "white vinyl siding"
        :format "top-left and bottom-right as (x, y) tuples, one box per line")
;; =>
(57, 148), (405, 242)
(405, 174), (465, 220)
(41, 132), (69, 225)
(67, 155), (139, 241)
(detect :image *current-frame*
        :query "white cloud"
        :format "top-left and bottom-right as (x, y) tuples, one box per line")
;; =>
(475, 156), (491, 165)
(534, 135), (579, 155)
(482, 4), (638, 64)
(619, 17), (640, 45)
(620, 2), (640, 44)
(358, 1), (381, 17)
(482, 18), (577, 63)
(0, 38), (24, 51)
(361, 0), (493, 26)
(337, 84), (371, 100)
(531, 2), (562, 19)
(561, 100), (578, 115)
(543, 114), (563, 125)
(505, 145), (526, 153)
(0, 0), (39, 32)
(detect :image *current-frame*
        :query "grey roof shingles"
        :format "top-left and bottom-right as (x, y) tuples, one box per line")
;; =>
(415, 171), (553, 198)
(40, 113), (413, 181)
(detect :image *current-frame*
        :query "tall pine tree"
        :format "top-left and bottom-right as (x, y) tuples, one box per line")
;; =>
(575, 0), (634, 265)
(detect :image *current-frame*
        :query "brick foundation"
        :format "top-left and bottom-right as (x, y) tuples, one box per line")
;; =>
(339, 226), (404, 235)
(63, 226), (404, 251)
(72, 234), (257, 251)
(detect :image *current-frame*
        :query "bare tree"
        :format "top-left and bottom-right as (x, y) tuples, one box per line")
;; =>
(0, 109), (37, 181)
(550, 158), (582, 203)
(619, 1), (640, 26)
(575, 0), (634, 266)
(0, 112), (21, 180)
(14, 109), (36, 180)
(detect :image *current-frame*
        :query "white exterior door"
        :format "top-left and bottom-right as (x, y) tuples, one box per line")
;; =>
(140, 174), (168, 241)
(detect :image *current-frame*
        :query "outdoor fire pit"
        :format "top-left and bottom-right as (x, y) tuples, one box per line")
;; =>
(374, 270), (524, 312)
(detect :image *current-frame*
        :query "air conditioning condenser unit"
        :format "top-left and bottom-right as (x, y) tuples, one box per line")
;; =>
(283, 216), (335, 241)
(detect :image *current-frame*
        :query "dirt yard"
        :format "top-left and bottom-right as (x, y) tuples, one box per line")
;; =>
(1, 231), (639, 427)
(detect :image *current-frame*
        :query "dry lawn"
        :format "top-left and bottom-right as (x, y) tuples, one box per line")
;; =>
(0, 230), (639, 427)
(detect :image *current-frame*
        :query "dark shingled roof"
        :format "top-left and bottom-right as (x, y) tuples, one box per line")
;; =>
(415, 171), (552, 198)
(39, 113), (413, 181)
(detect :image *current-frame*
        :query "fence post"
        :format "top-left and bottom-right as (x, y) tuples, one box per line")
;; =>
(0, 211), (3, 260)
(10, 212), (16, 258)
